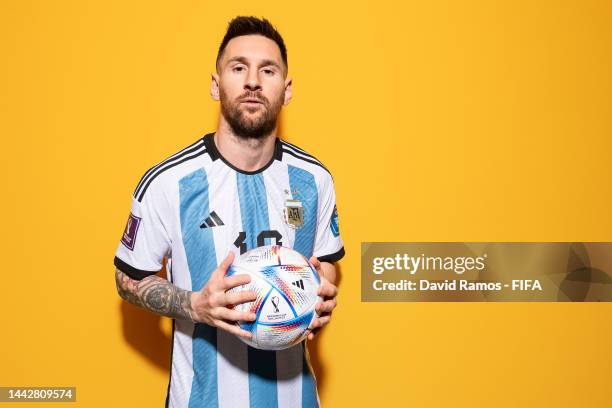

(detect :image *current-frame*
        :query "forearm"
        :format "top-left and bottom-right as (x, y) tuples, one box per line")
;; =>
(115, 268), (194, 321)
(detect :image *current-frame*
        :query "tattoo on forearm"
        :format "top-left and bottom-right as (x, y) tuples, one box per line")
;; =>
(115, 269), (194, 321)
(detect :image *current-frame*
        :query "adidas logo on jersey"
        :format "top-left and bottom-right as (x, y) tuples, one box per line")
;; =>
(291, 279), (305, 290)
(200, 211), (225, 229)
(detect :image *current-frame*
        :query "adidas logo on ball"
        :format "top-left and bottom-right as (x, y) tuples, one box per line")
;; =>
(292, 279), (305, 290)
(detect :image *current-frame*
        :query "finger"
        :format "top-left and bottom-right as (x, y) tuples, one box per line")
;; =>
(209, 251), (236, 285)
(307, 327), (321, 341)
(222, 274), (252, 291)
(316, 298), (337, 314)
(215, 307), (256, 322)
(215, 319), (253, 339)
(306, 315), (330, 340)
(309, 317), (321, 330)
(213, 251), (235, 278)
(309, 314), (331, 329)
(317, 282), (338, 298)
(220, 251), (235, 275)
(309, 316), (326, 330)
(316, 314), (331, 327)
(225, 289), (257, 305)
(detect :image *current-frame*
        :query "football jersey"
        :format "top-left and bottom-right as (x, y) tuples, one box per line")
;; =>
(114, 132), (345, 408)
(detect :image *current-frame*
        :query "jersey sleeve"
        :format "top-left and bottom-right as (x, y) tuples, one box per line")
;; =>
(113, 178), (171, 280)
(312, 173), (345, 263)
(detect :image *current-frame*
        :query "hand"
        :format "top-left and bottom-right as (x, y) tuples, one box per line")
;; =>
(190, 251), (257, 339)
(306, 256), (338, 341)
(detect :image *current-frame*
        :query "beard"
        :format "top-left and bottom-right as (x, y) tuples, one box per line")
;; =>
(220, 88), (284, 140)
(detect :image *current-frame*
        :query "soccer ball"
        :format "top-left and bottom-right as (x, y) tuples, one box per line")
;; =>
(226, 245), (322, 350)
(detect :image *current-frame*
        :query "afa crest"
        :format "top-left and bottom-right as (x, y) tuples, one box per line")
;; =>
(284, 199), (304, 229)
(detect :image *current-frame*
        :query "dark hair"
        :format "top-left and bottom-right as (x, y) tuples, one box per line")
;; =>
(216, 16), (288, 73)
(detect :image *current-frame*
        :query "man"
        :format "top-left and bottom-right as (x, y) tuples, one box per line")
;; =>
(113, 16), (345, 408)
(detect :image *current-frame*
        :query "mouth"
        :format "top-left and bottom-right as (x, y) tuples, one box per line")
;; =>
(241, 98), (265, 106)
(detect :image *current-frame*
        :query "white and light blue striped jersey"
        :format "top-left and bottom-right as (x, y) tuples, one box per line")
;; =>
(114, 132), (345, 408)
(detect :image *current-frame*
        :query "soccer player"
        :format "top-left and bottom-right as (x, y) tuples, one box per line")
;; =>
(113, 16), (345, 407)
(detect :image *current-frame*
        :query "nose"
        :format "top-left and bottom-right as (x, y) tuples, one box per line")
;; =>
(244, 69), (262, 92)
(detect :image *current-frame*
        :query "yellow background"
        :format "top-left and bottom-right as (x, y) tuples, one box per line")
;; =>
(1, 0), (611, 406)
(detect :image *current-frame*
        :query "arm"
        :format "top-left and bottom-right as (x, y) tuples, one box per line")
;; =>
(114, 267), (194, 321)
(306, 258), (339, 340)
(114, 252), (257, 338)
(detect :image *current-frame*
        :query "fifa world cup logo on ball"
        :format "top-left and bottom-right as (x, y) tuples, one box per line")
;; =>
(271, 296), (280, 313)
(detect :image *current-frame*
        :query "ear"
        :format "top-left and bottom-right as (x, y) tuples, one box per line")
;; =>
(283, 76), (293, 106)
(210, 72), (220, 101)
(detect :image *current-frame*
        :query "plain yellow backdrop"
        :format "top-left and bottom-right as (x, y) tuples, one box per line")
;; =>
(1, 0), (611, 406)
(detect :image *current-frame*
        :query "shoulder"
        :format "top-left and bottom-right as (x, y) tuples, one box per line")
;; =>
(132, 134), (213, 202)
(278, 139), (335, 188)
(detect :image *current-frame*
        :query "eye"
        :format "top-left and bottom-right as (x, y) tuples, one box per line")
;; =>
(263, 69), (275, 75)
(232, 66), (245, 73)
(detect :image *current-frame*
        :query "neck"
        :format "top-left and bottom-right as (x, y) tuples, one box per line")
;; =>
(214, 117), (277, 172)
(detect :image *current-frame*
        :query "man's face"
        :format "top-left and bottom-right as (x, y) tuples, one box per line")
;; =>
(212, 34), (291, 140)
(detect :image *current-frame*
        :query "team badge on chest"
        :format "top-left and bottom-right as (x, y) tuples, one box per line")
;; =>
(283, 199), (304, 229)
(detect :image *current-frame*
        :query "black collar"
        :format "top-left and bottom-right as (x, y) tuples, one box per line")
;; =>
(202, 132), (283, 175)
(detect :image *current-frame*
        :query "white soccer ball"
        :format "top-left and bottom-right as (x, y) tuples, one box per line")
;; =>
(226, 245), (322, 350)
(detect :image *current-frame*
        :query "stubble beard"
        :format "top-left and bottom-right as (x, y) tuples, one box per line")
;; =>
(220, 88), (284, 141)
